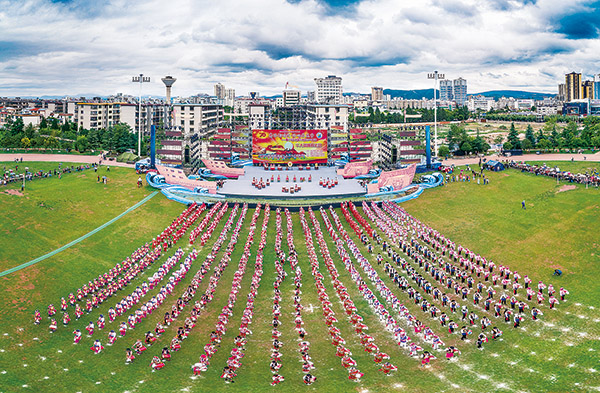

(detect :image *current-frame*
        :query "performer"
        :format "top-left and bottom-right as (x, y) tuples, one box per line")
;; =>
(48, 304), (56, 317)
(559, 287), (569, 301)
(192, 362), (207, 375)
(108, 330), (117, 345)
(119, 322), (127, 336)
(91, 339), (103, 354)
(150, 355), (165, 370)
(159, 347), (170, 361)
(348, 367), (364, 381)
(126, 348), (135, 363)
(445, 346), (460, 359)
(145, 331), (157, 345)
(271, 373), (285, 386)
(97, 315), (105, 330)
(380, 362), (398, 375)
(33, 310), (42, 325)
(63, 312), (71, 326)
(303, 373), (317, 385)
(49, 319), (58, 333)
(171, 337), (181, 351)
(86, 321), (95, 336)
(133, 339), (147, 354)
(341, 355), (357, 368)
(73, 329), (82, 344)
(421, 351), (434, 366)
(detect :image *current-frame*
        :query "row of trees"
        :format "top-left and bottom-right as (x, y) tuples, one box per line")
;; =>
(0, 117), (141, 154)
(351, 106), (471, 124)
(439, 124), (490, 156)
(485, 113), (576, 123)
(503, 117), (600, 150)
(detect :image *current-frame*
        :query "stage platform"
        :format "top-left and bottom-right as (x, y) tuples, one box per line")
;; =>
(218, 166), (367, 199)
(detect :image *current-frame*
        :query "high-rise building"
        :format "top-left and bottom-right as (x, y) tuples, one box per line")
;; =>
(314, 75), (343, 104)
(594, 75), (600, 100)
(224, 88), (235, 107)
(439, 80), (453, 101)
(371, 87), (384, 102)
(283, 89), (301, 106)
(214, 83), (226, 99)
(565, 72), (582, 102)
(582, 80), (594, 99)
(453, 77), (468, 107)
(558, 83), (566, 102)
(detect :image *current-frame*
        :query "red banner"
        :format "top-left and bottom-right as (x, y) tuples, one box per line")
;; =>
(252, 129), (328, 164)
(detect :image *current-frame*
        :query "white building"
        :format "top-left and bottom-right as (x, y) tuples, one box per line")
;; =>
(371, 87), (384, 102)
(214, 83), (225, 99)
(314, 75), (343, 105)
(306, 104), (349, 130)
(453, 77), (468, 106)
(172, 103), (223, 167)
(283, 89), (301, 106)
(224, 88), (235, 107)
(248, 103), (271, 130)
(467, 96), (495, 112)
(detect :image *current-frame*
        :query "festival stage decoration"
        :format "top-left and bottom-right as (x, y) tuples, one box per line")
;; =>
(252, 130), (328, 165)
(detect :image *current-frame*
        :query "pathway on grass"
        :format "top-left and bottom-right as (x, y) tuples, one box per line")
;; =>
(0, 153), (134, 168)
(0, 191), (159, 277)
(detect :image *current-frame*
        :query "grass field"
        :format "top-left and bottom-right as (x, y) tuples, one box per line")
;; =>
(0, 162), (599, 392)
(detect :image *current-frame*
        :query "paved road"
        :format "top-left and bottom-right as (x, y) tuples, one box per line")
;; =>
(442, 152), (600, 166)
(0, 153), (135, 168)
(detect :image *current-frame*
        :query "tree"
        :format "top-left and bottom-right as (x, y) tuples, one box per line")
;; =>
(438, 145), (450, 157)
(493, 135), (504, 145)
(507, 123), (520, 149)
(521, 138), (533, 150)
(39, 117), (48, 129)
(24, 123), (35, 139)
(75, 135), (89, 152)
(503, 141), (513, 150)
(525, 125), (536, 147)
(537, 139), (552, 150)
(21, 137), (31, 148)
(460, 141), (472, 154)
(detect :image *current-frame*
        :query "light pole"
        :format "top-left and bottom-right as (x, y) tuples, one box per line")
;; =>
(427, 71), (445, 157)
(132, 74), (151, 157)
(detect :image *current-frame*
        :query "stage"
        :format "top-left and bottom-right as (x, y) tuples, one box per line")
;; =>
(218, 166), (367, 199)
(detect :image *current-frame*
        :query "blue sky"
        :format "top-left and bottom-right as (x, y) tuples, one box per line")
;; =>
(0, 0), (598, 97)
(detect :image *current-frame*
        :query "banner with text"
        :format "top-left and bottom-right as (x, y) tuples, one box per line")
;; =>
(252, 129), (328, 164)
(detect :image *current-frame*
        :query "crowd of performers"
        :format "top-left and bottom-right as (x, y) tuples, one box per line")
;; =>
(319, 177), (339, 189)
(31, 194), (573, 384)
(508, 160), (600, 186)
(357, 200), (568, 351)
(127, 204), (247, 368)
(262, 163), (320, 171)
(35, 203), (204, 331)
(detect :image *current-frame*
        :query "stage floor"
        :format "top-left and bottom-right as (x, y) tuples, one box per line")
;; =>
(218, 166), (367, 199)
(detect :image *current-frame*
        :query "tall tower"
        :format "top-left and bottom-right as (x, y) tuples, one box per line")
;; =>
(565, 72), (581, 102)
(161, 76), (177, 103)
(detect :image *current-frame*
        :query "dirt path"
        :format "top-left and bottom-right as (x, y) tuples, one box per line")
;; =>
(0, 153), (134, 168)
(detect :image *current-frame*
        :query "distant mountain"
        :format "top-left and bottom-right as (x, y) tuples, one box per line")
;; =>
(473, 90), (555, 100)
(383, 88), (555, 101)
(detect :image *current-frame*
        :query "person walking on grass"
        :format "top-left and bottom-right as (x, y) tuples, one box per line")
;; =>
(521, 200), (526, 210)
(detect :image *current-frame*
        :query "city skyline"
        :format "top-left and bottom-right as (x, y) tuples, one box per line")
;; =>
(1, 0), (599, 97)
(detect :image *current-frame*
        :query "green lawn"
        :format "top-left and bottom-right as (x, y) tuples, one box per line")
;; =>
(0, 164), (599, 392)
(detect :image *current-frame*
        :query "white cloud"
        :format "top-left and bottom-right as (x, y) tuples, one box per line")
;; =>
(0, 0), (597, 97)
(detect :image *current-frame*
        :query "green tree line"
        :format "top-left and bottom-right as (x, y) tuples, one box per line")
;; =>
(0, 117), (141, 154)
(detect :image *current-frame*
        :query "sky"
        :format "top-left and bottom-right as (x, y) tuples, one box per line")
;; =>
(0, 0), (599, 98)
